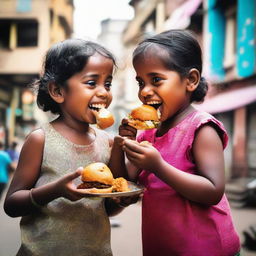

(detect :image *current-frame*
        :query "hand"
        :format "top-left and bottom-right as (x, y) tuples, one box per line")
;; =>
(122, 139), (163, 173)
(55, 167), (84, 201)
(119, 118), (137, 140)
(111, 194), (141, 208)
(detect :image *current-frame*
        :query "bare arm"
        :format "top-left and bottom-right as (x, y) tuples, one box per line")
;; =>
(123, 125), (225, 205)
(4, 129), (82, 217)
(108, 136), (128, 179)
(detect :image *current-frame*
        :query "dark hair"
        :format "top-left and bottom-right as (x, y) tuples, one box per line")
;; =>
(33, 39), (116, 114)
(133, 29), (208, 102)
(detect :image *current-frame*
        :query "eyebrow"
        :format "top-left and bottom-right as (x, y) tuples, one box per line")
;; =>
(136, 72), (162, 80)
(82, 74), (113, 79)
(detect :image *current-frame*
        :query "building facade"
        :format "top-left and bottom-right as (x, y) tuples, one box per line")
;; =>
(121, 0), (256, 179)
(0, 0), (73, 146)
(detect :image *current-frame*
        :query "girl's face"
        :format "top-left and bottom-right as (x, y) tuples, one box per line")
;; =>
(60, 53), (114, 125)
(133, 51), (191, 122)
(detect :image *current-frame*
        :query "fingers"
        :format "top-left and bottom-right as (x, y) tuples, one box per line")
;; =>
(121, 118), (129, 125)
(114, 135), (125, 146)
(123, 139), (145, 154)
(112, 195), (140, 207)
(65, 167), (83, 181)
(119, 118), (137, 139)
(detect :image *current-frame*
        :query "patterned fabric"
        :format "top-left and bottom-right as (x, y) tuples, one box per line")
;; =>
(137, 110), (240, 256)
(17, 123), (113, 256)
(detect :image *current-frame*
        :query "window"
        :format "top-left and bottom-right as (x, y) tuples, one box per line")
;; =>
(0, 19), (38, 49)
(0, 21), (11, 48)
(17, 21), (38, 47)
(223, 6), (237, 69)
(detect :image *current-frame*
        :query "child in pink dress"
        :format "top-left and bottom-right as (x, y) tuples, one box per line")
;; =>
(119, 30), (240, 256)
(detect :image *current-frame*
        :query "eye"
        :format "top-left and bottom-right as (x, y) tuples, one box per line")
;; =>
(152, 77), (162, 84)
(85, 80), (96, 87)
(105, 81), (112, 90)
(136, 79), (144, 88)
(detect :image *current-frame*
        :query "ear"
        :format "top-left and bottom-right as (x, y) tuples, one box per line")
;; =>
(186, 68), (200, 92)
(48, 82), (64, 103)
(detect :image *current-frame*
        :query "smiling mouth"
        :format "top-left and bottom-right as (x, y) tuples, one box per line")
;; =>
(89, 104), (107, 112)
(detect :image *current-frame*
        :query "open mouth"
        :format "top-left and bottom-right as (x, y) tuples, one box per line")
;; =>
(146, 101), (162, 119)
(89, 104), (107, 112)
(146, 101), (162, 110)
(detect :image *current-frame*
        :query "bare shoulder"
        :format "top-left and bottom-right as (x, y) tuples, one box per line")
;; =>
(194, 124), (223, 148)
(21, 128), (45, 154)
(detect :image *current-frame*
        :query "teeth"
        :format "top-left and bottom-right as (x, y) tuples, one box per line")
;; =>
(146, 101), (162, 105)
(89, 104), (106, 109)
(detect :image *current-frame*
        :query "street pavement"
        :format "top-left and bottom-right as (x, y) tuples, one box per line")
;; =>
(1, 189), (256, 256)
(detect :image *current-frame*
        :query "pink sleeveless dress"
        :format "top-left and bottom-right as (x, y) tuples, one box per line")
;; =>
(137, 110), (240, 256)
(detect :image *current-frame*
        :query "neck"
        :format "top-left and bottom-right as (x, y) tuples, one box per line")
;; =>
(157, 104), (195, 136)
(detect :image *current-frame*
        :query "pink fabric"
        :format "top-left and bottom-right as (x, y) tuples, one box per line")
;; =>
(137, 110), (240, 256)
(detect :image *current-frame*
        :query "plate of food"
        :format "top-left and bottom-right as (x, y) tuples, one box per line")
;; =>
(76, 162), (144, 198)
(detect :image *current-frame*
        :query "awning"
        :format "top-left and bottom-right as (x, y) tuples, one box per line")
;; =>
(194, 85), (256, 114)
(164, 0), (202, 29)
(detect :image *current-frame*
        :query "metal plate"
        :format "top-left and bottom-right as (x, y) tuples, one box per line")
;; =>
(77, 181), (144, 198)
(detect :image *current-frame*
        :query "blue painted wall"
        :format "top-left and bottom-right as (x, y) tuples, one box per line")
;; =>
(236, 0), (255, 77)
(207, 0), (226, 80)
(16, 0), (32, 13)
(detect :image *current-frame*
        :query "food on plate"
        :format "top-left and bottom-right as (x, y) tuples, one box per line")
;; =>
(77, 162), (114, 193)
(113, 177), (130, 192)
(77, 162), (131, 194)
(128, 104), (160, 130)
(93, 108), (114, 129)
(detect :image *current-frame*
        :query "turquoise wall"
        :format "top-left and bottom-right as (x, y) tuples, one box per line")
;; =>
(237, 0), (255, 77)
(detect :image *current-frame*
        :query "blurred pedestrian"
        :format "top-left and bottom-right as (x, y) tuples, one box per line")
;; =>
(4, 39), (136, 256)
(5, 141), (20, 168)
(0, 141), (15, 199)
(118, 30), (241, 255)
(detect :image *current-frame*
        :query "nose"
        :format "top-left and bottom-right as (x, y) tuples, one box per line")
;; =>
(140, 85), (154, 98)
(96, 86), (108, 98)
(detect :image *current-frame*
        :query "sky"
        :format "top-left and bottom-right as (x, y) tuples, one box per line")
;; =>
(73, 0), (134, 40)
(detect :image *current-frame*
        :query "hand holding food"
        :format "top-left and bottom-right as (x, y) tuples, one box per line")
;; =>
(93, 108), (115, 129)
(128, 104), (160, 130)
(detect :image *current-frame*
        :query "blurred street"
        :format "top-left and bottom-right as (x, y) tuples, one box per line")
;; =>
(1, 187), (256, 256)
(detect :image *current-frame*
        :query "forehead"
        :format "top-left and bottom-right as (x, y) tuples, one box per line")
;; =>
(81, 53), (114, 74)
(133, 45), (170, 71)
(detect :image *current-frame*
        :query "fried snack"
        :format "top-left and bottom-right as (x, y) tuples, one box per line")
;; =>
(93, 108), (114, 129)
(113, 177), (131, 192)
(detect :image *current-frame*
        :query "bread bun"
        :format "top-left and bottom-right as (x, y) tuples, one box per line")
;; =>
(128, 105), (160, 130)
(130, 105), (159, 121)
(94, 108), (114, 129)
(78, 162), (114, 193)
(81, 162), (113, 185)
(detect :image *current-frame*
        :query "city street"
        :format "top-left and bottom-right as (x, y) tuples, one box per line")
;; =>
(1, 187), (256, 256)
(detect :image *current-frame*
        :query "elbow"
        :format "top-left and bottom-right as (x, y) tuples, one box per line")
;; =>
(4, 199), (20, 218)
(205, 190), (224, 206)
(3, 201), (15, 218)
